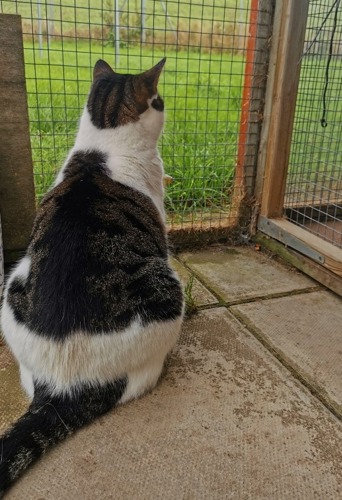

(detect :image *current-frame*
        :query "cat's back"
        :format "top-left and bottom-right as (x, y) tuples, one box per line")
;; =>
(8, 150), (182, 338)
(34, 150), (168, 263)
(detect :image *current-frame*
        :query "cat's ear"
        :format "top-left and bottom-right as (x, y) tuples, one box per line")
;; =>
(141, 57), (166, 91)
(93, 60), (115, 81)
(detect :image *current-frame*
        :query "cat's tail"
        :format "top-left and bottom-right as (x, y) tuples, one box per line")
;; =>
(0, 378), (127, 497)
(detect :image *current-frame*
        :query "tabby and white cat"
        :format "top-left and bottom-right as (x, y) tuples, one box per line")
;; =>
(0, 58), (184, 495)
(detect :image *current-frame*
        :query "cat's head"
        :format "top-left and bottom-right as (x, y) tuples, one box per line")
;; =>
(87, 58), (166, 139)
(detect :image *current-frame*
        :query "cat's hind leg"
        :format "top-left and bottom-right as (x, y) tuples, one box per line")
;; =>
(120, 318), (182, 404)
(19, 364), (34, 400)
(120, 356), (165, 404)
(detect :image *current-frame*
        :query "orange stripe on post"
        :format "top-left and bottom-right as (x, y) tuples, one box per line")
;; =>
(235, 0), (259, 195)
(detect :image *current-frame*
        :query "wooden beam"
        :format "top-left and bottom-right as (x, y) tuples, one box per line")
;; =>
(255, 233), (342, 298)
(0, 14), (36, 262)
(255, 0), (309, 218)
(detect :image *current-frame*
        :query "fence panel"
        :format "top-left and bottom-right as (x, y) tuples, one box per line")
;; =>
(285, 0), (342, 249)
(0, 0), (272, 245)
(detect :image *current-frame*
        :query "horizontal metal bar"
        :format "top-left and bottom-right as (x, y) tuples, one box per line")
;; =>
(258, 216), (325, 264)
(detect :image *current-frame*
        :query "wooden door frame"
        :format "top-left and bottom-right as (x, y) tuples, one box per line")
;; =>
(254, 0), (342, 296)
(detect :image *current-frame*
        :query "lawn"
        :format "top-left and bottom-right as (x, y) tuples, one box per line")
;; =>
(22, 39), (245, 216)
(0, 0), (250, 218)
(3, 1), (340, 222)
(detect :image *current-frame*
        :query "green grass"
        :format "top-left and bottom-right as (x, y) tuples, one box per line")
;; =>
(23, 40), (245, 214)
(5, 1), (341, 220)
(1, 0), (249, 217)
(184, 275), (198, 317)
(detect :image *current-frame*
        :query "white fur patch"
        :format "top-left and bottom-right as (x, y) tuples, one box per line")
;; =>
(19, 364), (34, 400)
(4, 256), (31, 291)
(55, 108), (166, 222)
(1, 298), (182, 399)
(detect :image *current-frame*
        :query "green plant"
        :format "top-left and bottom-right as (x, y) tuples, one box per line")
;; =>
(184, 275), (198, 317)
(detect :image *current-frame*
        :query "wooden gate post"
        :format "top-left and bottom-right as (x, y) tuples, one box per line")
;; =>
(255, 0), (310, 219)
(0, 14), (36, 263)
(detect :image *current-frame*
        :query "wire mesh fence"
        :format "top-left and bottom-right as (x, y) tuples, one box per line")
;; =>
(0, 0), (271, 239)
(285, 0), (342, 249)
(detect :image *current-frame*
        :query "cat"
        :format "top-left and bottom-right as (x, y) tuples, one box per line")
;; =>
(0, 58), (184, 496)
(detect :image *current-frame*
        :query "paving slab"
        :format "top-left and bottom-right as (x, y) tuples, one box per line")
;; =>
(4, 308), (342, 500)
(171, 257), (218, 307)
(180, 246), (317, 303)
(231, 290), (342, 416)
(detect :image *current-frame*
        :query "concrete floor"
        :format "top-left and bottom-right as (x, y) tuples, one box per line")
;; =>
(1, 245), (341, 499)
